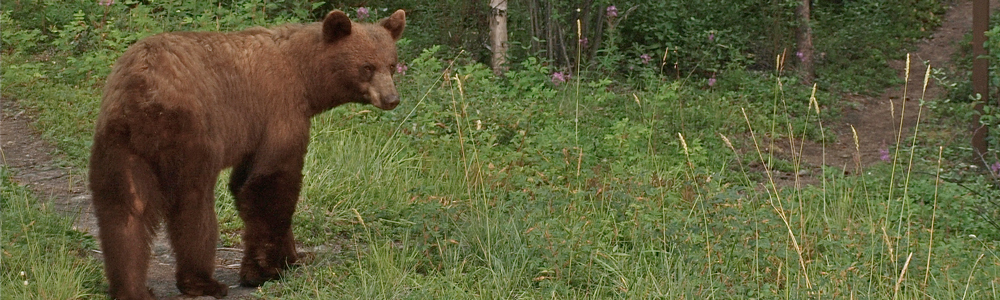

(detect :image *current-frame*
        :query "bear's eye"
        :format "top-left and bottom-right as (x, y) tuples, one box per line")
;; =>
(361, 64), (376, 79)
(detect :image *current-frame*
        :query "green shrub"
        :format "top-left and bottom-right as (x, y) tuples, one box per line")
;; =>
(4, 2), (996, 299)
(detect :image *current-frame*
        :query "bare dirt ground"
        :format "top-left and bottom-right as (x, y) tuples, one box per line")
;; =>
(761, 0), (995, 186)
(2, 107), (255, 298)
(0, 0), (991, 298)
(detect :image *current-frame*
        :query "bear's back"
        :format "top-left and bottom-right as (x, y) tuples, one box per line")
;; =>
(96, 27), (315, 164)
(104, 29), (299, 108)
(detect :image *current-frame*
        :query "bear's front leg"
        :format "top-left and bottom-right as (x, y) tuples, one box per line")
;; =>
(230, 154), (304, 287)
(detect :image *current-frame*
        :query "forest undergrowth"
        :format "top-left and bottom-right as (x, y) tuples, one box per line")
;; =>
(2, 0), (999, 299)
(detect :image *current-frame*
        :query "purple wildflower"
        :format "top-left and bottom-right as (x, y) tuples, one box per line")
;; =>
(879, 146), (891, 162)
(708, 33), (715, 42)
(395, 63), (408, 75)
(707, 76), (716, 87)
(356, 7), (370, 20)
(99, 0), (114, 6)
(991, 161), (1000, 175)
(579, 37), (589, 47)
(551, 72), (566, 86)
(796, 51), (805, 62)
(640, 54), (651, 64)
(606, 6), (618, 18)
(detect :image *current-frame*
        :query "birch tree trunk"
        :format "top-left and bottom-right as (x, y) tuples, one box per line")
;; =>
(490, 0), (509, 75)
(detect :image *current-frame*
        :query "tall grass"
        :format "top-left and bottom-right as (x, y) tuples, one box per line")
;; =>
(251, 49), (999, 299)
(0, 167), (104, 299)
(730, 54), (1000, 299)
(3, 4), (998, 298)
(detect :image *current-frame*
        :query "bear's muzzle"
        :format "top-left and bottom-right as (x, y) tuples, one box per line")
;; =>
(367, 73), (400, 110)
(379, 94), (400, 110)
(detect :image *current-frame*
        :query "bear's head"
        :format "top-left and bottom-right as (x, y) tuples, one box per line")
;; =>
(306, 9), (405, 111)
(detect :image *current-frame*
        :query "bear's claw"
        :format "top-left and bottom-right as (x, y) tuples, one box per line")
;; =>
(238, 261), (283, 287)
(177, 278), (228, 299)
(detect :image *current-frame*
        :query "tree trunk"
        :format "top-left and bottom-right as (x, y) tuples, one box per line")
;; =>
(489, 0), (509, 75)
(589, 7), (605, 66)
(972, 0), (990, 164)
(528, 0), (540, 55)
(546, 1), (555, 64)
(557, 24), (571, 68)
(796, 0), (814, 84)
(578, 0), (593, 64)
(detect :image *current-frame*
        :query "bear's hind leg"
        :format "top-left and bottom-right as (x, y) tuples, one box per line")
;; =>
(230, 157), (302, 287)
(163, 166), (228, 298)
(90, 148), (161, 300)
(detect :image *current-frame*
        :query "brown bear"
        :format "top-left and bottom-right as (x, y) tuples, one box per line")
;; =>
(88, 9), (405, 300)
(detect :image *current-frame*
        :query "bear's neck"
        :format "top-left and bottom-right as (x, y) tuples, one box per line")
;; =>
(274, 24), (353, 116)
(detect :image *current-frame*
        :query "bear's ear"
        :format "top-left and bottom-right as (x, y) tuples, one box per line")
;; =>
(380, 9), (406, 41)
(323, 10), (352, 43)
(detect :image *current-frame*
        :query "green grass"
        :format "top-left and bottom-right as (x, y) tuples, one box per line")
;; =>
(2, 2), (999, 299)
(250, 58), (996, 299)
(6, 42), (1000, 300)
(0, 167), (105, 299)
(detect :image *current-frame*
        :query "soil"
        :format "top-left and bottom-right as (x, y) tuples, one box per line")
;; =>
(0, 0), (992, 298)
(758, 0), (997, 187)
(1, 98), (256, 299)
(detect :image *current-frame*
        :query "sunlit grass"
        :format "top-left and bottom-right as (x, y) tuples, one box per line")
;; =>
(258, 50), (997, 299)
(0, 167), (105, 299)
(3, 17), (998, 300)
(732, 54), (1000, 299)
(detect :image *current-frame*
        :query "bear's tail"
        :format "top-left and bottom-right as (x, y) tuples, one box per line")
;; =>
(88, 135), (165, 299)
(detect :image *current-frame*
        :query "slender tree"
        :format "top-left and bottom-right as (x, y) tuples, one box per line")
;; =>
(489, 0), (509, 75)
(972, 0), (990, 165)
(972, 0), (989, 165)
(797, 0), (814, 84)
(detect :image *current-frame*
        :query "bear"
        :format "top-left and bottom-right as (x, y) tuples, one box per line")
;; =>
(87, 9), (405, 300)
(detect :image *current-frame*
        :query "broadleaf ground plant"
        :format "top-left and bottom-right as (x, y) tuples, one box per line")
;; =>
(2, 0), (998, 299)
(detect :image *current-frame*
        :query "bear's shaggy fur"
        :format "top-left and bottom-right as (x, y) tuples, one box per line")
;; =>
(88, 10), (405, 300)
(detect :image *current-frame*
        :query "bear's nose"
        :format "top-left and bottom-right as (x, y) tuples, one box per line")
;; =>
(382, 95), (400, 110)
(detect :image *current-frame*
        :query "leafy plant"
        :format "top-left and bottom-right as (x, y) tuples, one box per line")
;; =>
(3, 1), (997, 299)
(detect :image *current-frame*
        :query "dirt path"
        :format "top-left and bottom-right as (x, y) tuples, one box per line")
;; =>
(0, 0), (990, 298)
(1, 99), (255, 298)
(766, 0), (994, 185)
